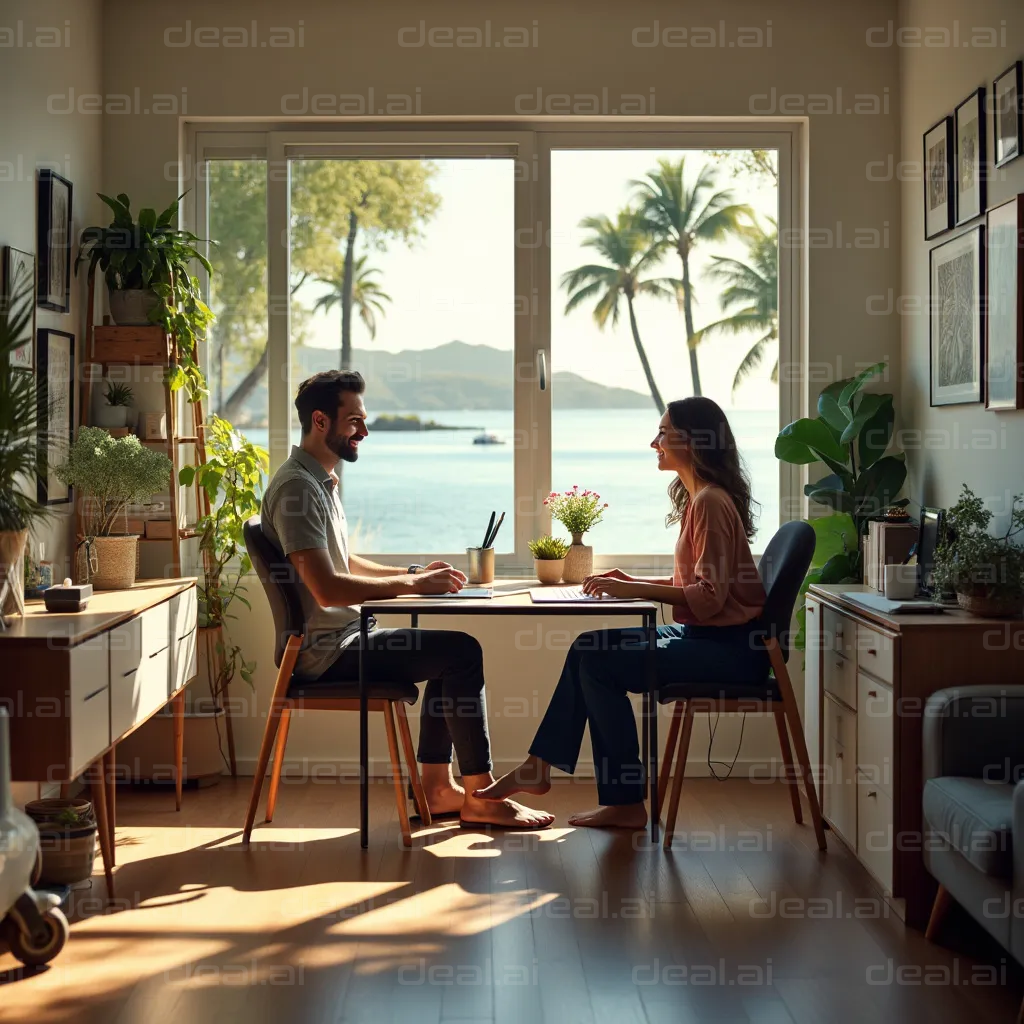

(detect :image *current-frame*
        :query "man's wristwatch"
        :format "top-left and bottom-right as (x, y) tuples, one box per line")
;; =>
(407, 564), (425, 574)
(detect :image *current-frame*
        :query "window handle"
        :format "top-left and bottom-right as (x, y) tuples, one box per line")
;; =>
(537, 350), (547, 392)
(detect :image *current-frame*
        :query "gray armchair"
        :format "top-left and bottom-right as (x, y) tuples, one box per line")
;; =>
(922, 685), (1024, 971)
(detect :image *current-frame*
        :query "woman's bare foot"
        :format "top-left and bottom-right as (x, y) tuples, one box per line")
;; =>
(472, 756), (552, 801)
(419, 764), (466, 816)
(567, 804), (648, 829)
(459, 795), (555, 830)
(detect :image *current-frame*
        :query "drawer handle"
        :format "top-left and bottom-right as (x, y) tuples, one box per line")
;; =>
(867, 690), (878, 698)
(836, 751), (844, 759)
(83, 685), (107, 702)
(867, 791), (877, 798)
(122, 668), (137, 678)
(834, 660), (844, 670)
(149, 645), (170, 659)
(866, 648), (877, 656)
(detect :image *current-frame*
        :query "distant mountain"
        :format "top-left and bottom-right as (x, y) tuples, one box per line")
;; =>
(232, 342), (650, 423)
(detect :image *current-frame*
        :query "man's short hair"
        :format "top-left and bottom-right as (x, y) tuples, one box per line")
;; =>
(295, 370), (365, 434)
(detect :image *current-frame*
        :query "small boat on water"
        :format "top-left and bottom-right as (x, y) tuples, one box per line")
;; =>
(472, 432), (505, 446)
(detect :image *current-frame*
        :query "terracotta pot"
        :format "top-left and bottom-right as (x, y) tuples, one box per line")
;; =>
(0, 528), (28, 618)
(561, 533), (593, 584)
(109, 288), (160, 326)
(88, 534), (138, 590)
(956, 588), (1024, 618)
(534, 558), (564, 585)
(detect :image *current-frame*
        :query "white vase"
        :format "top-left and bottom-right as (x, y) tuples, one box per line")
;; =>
(562, 533), (593, 584)
(94, 404), (128, 428)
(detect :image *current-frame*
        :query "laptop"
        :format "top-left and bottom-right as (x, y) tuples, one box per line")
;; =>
(530, 586), (640, 603)
(840, 592), (946, 615)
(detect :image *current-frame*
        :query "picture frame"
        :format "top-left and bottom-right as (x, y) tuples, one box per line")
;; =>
(993, 61), (1023, 168)
(2, 246), (36, 370)
(923, 116), (955, 240)
(36, 328), (75, 505)
(37, 169), (73, 313)
(955, 87), (986, 226)
(930, 226), (984, 407)
(985, 195), (1024, 410)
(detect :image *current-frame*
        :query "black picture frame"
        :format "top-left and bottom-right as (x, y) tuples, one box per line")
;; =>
(37, 169), (73, 313)
(994, 61), (1023, 168)
(929, 226), (984, 407)
(2, 246), (36, 370)
(36, 328), (75, 505)
(985, 194), (1024, 410)
(923, 115), (955, 240)
(955, 87), (986, 226)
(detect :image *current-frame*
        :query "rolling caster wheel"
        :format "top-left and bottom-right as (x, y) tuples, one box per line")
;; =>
(1, 907), (69, 967)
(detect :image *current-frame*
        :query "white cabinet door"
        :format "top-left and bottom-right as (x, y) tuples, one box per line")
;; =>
(804, 596), (822, 774)
(69, 634), (110, 776)
(822, 693), (857, 847)
(169, 587), (198, 697)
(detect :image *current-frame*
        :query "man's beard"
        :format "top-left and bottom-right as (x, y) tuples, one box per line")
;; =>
(326, 429), (359, 463)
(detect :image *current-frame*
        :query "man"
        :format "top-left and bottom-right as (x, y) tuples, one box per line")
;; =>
(261, 369), (553, 830)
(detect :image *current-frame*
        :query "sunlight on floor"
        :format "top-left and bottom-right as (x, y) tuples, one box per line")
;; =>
(421, 826), (576, 857)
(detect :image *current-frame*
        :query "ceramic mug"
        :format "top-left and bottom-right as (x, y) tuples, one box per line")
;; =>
(883, 563), (917, 600)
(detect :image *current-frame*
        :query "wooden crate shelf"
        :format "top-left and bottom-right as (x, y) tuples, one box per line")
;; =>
(92, 326), (171, 366)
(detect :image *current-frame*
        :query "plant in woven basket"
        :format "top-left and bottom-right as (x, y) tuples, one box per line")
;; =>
(179, 416), (268, 708)
(544, 486), (609, 540)
(528, 535), (571, 560)
(56, 427), (172, 536)
(103, 380), (134, 407)
(933, 485), (1024, 616)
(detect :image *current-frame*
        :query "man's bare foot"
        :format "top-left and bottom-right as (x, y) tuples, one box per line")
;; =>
(424, 781), (465, 817)
(459, 796), (555, 830)
(473, 756), (551, 801)
(567, 804), (648, 829)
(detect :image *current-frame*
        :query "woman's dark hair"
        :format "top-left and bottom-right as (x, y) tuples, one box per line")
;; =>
(295, 370), (365, 434)
(664, 396), (759, 540)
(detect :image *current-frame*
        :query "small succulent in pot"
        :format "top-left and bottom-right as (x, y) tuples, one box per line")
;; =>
(529, 535), (571, 585)
(104, 381), (134, 407)
(95, 379), (134, 428)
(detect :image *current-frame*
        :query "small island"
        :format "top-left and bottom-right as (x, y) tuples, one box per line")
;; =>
(368, 414), (480, 432)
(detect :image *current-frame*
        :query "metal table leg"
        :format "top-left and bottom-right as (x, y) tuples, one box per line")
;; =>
(647, 611), (659, 845)
(359, 608), (369, 849)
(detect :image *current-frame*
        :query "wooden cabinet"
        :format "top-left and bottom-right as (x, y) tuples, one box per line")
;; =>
(807, 583), (1024, 929)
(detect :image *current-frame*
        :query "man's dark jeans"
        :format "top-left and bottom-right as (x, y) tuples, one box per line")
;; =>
(313, 627), (493, 776)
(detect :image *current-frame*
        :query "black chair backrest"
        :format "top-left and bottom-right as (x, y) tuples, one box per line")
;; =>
(755, 520), (816, 662)
(243, 515), (305, 668)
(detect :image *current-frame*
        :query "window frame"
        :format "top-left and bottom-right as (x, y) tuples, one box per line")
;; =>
(185, 119), (806, 574)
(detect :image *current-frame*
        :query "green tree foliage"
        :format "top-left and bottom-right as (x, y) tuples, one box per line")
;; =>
(632, 158), (753, 397)
(694, 217), (779, 395)
(561, 209), (675, 413)
(313, 254), (392, 348)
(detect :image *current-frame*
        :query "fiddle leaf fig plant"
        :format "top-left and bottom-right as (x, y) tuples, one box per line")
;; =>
(776, 362), (909, 649)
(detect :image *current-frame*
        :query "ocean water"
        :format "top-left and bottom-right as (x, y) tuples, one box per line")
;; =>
(246, 407), (780, 556)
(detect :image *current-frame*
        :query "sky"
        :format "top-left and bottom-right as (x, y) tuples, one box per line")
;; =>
(296, 150), (779, 411)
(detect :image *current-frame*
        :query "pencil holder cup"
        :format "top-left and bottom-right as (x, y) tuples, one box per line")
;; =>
(467, 547), (495, 585)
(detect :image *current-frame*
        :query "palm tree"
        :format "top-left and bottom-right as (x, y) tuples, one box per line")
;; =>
(314, 255), (392, 360)
(696, 218), (779, 396)
(632, 158), (753, 397)
(561, 209), (674, 413)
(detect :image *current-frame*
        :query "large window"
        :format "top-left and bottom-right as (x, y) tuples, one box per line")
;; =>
(192, 126), (800, 570)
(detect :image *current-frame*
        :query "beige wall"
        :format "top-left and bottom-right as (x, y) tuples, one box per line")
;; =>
(1, 0), (104, 804)
(93, 0), (904, 776)
(899, 0), (1024, 528)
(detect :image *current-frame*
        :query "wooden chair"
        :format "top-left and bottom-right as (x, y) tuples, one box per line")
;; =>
(657, 521), (827, 853)
(242, 516), (430, 848)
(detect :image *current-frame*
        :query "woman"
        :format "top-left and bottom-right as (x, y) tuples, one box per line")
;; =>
(476, 397), (769, 828)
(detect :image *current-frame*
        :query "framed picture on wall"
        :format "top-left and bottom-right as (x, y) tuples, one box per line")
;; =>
(930, 226), (984, 407)
(37, 169), (73, 313)
(36, 328), (75, 505)
(955, 88), (986, 225)
(993, 61), (1023, 168)
(923, 116), (954, 239)
(985, 196), (1024, 410)
(2, 246), (36, 370)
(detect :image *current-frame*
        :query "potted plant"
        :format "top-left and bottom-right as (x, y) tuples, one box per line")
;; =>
(775, 361), (909, 648)
(933, 485), (1024, 618)
(24, 798), (97, 885)
(76, 192), (214, 403)
(529, 535), (571, 585)
(544, 486), (609, 584)
(0, 272), (50, 620)
(94, 380), (134, 429)
(56, 427), (172, 589)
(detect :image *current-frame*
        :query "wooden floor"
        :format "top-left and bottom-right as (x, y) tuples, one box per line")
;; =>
(2, 777), (1019, 1023)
